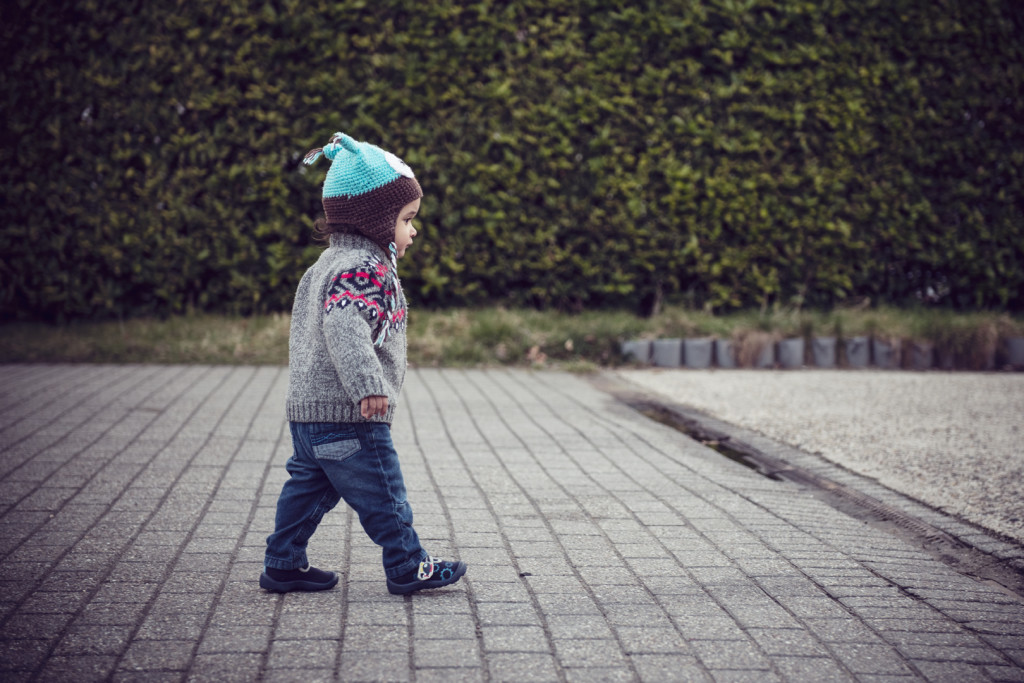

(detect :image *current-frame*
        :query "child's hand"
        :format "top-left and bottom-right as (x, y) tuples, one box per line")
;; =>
(360, 395), (389, 419)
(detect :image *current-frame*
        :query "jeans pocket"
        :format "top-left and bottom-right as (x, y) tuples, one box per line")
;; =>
(311, 427), (362, 463)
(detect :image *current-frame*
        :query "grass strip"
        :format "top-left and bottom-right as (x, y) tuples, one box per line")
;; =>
(1, 307), (1021, 370)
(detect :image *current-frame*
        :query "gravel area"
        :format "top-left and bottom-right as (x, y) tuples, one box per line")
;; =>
(618, 369), (1024, 544)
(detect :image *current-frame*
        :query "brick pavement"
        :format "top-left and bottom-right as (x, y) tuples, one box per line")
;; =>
(1, 364), (1022, 682)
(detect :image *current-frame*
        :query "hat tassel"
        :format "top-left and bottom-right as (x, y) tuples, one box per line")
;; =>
(303, 147), (325, 165)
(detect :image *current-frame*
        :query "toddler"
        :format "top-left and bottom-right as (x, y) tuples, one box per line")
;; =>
(260, 132), (466, 595)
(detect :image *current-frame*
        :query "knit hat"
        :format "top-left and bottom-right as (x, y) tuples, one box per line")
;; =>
(303, 132), (423, 249)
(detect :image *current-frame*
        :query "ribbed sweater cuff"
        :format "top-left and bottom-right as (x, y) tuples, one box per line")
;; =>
(350, 375), (388, 403)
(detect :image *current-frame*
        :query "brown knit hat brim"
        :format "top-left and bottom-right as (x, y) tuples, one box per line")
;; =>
(323, 175), (423, 250)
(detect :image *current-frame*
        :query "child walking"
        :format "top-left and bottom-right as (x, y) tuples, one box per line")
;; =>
(260, 132), (466, 595)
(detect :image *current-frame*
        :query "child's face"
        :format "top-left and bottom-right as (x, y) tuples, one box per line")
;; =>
(393, 197), (420, 259)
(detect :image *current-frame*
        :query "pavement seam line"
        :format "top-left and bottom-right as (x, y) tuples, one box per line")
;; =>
(183, 366), (284, 680)
(107, 366), (262, 678)
(415, 369), (548, 679)
(477, 368), (712, 680)
(407, 369), (489, 680)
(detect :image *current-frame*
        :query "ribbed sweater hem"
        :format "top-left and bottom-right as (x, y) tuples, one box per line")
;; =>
(286, 401), (396, 425)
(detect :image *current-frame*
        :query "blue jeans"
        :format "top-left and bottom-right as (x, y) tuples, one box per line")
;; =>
(265, 421), (426, 579)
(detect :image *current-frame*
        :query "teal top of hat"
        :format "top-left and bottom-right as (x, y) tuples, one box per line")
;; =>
(305, 132), (416, 200)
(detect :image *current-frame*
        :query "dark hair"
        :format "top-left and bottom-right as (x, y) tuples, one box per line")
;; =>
(312, 214), (331, 243)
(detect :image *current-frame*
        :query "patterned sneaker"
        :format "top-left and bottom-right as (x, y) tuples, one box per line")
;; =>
(260, 564), (338, 593)
(386, 556), (467, 595)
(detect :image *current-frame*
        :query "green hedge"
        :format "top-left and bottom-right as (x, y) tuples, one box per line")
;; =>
(2, 0), (1022, 320)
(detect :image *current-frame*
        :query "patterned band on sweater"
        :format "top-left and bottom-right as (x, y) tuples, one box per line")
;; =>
(323, 246), (405, 346)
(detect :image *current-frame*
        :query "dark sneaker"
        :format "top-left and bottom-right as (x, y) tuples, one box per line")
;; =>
(387, 556), (467, 595)
(260, 564), (338, 593)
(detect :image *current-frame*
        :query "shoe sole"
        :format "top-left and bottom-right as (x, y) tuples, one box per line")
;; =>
(386, 561), (467, 595)
(259, 571), (338, 593)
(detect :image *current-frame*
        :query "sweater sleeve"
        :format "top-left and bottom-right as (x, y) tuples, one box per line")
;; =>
(321, 259), (392, 404)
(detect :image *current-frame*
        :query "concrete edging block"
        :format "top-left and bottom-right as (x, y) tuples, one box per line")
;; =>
(872, 338), (901, 369)
(907, 342), (934, 370)
(812, 337), (836, 368)
(621, 340), (652, 364)
(651, 339), (683, 367)
(715, 339), (736, 368)
(1007, 337), (1024, 369)
(845, 336), (870, 368)
(683, 338), (713, 369)
(754, 343), (775, 369)
(777, 338), (805, 369)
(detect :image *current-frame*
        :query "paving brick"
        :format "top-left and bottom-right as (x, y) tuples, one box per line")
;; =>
(117, 639), (195, 672)
(413, 638), (479, 668)
(593, 587), (657, 609)
(481, 625), (550, 653)
(18, 589), (91, 615)
(828, 642), (916, 676)
(895, 644), (1007, 665)
(661, 594), (730, 619)
(912, 660), (995, 682)
(197, 625), (272, 654)
(339, 625), (409, 652)
(416, 667), (486, 683)
(615, 626), (690, 655)
(747, 628), (830, 657)
(267, 638), (338, 670)
(38, 655), (120, 682)
(602, 603), (674, 627)
(160, 571), (224, 594)
(90, 580), (160, 605)
(630, 654), (711, 682)
(0, 611), (74, 640)
(186, 653), (262, 683)
(689, 638), (772, 670)
(486, 652), (560, 682)
(53, 623), (134, 657)
(413, 611), (476, 640)
(540, 614), (612, 641)
(0, 638), (53, 672)
(344, 601), (408, 626)
(773, 595), (854, 620)
(713, 670), (785, 683)
(553, 638), (628, 668)
(772, 656), (855, 681)
(563, 666), (635, 682)
(135, 611), (208, 641)
(672, 616), (749, 641)
(274, 611), (343, 640)
(263, 667), (335, 683)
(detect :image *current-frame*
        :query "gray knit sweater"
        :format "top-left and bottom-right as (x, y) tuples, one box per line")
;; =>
(286, 233), (408, 424)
